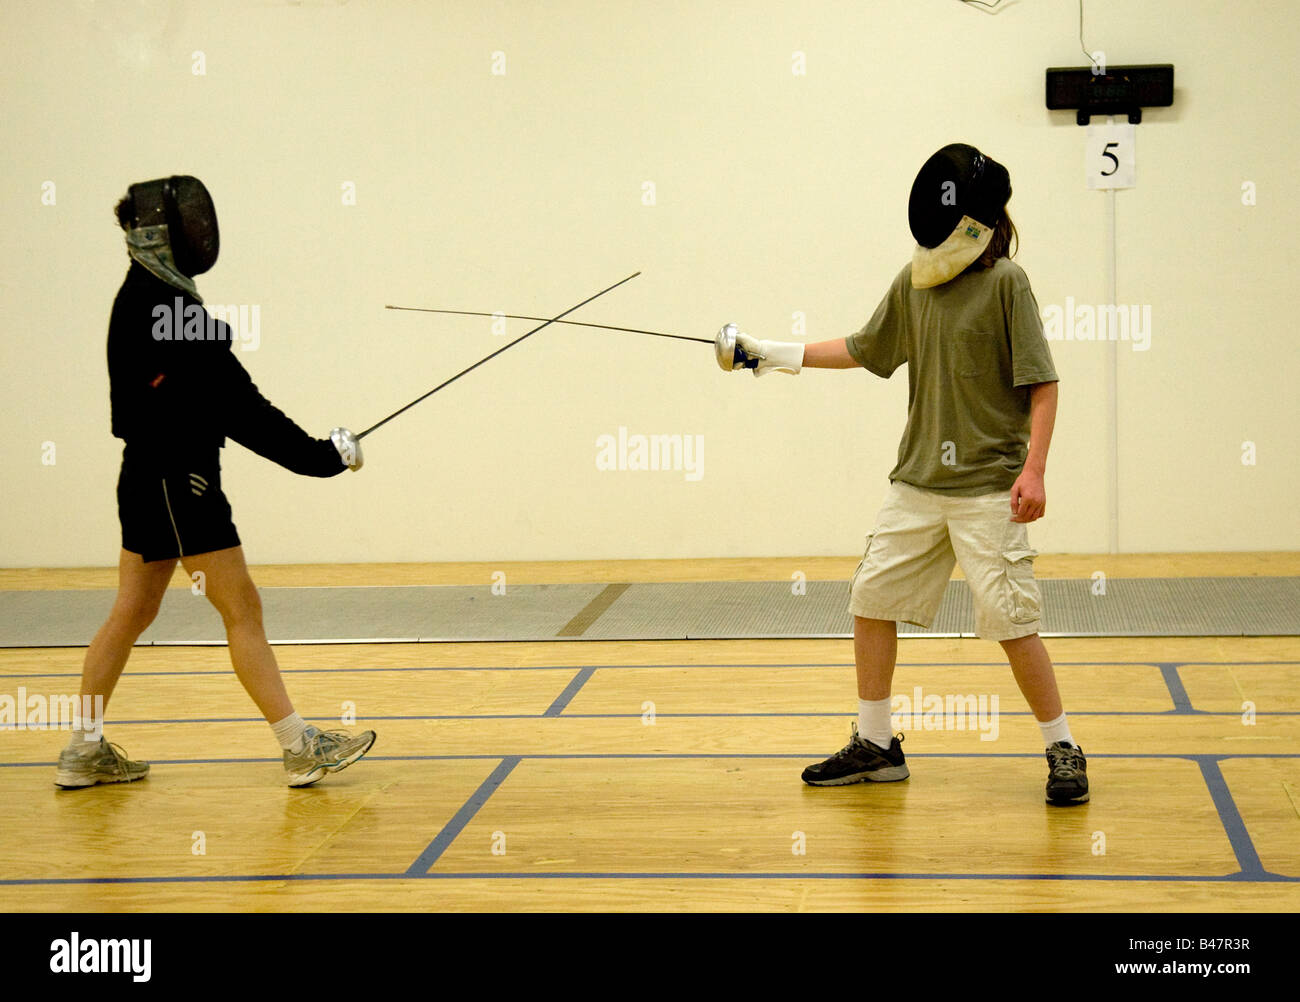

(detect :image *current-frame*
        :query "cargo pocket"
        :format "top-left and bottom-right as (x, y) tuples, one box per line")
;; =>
(849, 531), (876, 597)
(1001, 547), (1041, 623)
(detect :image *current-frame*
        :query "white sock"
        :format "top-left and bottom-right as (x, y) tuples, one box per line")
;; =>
(69, 703), (104, 748)
(271, 712), (309, 753)
(858, 697), (893, 749)
(1038, 712), (1077, 748)
(67, 729), (102, 751)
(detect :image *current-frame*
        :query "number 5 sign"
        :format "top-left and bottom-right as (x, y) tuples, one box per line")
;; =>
(1086, 123), (1136, 189)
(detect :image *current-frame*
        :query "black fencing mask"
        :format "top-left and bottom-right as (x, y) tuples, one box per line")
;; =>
(908, 144), (1010, 289)
(125, 175), (219, 276)
(121, 175), (219, 299)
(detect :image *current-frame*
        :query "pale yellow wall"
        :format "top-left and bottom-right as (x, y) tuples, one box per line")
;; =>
(2, 0), (1297, 565)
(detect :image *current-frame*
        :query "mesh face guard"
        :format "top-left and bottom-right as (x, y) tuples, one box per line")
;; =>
(126, 175), (219, 276)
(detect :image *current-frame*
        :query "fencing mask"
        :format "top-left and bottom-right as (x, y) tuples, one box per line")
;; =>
(908, 144), (1010, 289)
(120, 175), (219, 299)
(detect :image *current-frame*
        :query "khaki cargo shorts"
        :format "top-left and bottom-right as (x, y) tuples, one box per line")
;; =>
(848, 480), (1042, 642)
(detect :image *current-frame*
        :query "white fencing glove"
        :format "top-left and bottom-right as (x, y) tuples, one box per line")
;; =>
(715, 323), (803, 377)
(330, 427), (364, 471)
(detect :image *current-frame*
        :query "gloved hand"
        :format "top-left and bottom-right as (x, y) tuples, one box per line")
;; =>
(330, 427), (364, 471)
(715, 322), (804, 377)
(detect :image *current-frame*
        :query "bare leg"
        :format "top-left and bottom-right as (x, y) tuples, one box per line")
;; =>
(1000, 632), (1064, 721)
(180, 546), (293, 723)
(854, 616), (897, 700)
(79, 549), (177, 718)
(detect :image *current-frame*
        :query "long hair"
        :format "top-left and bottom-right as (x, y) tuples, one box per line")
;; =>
(966, 211), (1018, 271)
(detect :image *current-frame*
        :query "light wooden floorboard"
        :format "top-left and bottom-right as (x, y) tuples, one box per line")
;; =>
(2, 558), (1296, 912)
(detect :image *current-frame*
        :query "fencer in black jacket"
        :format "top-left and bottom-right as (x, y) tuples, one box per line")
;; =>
(55, 175), (376, 793)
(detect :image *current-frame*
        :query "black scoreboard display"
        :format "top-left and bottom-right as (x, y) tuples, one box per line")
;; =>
(1046, 64), (1174, 125)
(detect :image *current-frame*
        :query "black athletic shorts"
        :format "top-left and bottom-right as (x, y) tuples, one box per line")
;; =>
(117, 445), (241, 562)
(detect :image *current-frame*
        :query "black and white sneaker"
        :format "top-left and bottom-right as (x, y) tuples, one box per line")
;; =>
(802, 724), (909, 786)
(1045, 741), (1089, 805)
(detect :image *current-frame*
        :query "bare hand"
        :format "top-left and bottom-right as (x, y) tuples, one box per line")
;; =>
(1010, 469), (1045, 523)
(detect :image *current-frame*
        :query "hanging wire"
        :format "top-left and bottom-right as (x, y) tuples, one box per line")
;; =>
(1080, 0), (1102, 71)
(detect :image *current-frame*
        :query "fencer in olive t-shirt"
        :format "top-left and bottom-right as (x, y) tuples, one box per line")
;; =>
(845, 256), (1058, 496)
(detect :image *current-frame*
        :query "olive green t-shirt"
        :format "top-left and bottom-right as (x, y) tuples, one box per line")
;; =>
(845, 258), (1058, 496)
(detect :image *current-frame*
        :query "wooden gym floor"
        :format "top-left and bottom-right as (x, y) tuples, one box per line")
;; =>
(1, 555), (1297, 912)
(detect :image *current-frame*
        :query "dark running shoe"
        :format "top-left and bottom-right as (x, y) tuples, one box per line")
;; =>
(1045, 741), (1089, 805)
(802, 724), (909, 786)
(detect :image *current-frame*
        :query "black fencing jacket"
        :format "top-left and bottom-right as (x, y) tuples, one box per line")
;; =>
(107, 262), (343, 476)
